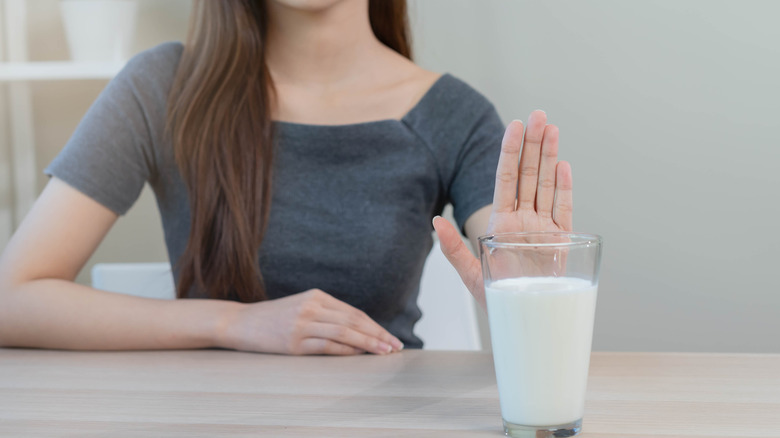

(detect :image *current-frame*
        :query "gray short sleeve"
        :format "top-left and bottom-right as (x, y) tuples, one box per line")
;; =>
(448, 105), (503, 229)
(44, 42), (181, 215)
(402, 74), (503, 232)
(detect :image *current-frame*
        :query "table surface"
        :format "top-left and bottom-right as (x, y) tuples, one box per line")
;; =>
(1, 349), (778, 438)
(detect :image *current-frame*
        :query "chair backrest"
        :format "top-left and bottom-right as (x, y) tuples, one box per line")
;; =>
(90, 242), (482, 350)
(91, 263), (175, 300)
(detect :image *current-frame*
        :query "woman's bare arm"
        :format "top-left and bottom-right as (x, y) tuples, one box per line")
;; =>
(0, 178), (401, 355)
(0, 178), (238, 349)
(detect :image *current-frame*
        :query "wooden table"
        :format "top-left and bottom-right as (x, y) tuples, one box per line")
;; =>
(0, 349), (778, 437)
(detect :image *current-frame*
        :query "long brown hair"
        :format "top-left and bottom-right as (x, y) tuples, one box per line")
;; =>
(167, 0), (412, 302)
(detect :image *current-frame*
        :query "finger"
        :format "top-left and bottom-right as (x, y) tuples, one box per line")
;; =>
(305, 322), (393, 355)
(432, 216), (486, 308)
(517, 110), (548, 211)
(316, 297), (403, 350)
(535, 124), (559, 217)
(553, 161), (573, 231)
(492, 120), (524, 213)
(298, 338), (364, 356)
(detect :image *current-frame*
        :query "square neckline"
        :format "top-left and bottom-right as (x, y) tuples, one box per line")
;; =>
(273, 73), (451, 130)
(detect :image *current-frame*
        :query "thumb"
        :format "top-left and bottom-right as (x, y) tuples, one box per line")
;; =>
(432, 216), (486, 308)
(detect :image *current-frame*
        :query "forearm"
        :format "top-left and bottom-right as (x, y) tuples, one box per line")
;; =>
(0, 279), (242, 350)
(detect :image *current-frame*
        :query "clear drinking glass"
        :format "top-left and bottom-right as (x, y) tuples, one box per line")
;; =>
(479, 232), (602, 438)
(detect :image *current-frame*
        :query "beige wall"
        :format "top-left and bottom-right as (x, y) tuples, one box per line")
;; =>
(3, 1), (778, 353)
(409, 0), (780, 353)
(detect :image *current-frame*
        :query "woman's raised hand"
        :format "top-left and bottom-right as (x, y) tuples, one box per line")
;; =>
(433, 110), (573, 307)
(217, 289), (404, 355)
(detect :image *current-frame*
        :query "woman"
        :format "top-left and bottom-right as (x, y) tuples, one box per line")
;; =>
(0, 0), (572, 355)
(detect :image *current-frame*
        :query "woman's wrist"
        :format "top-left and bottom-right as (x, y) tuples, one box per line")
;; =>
(208, 299), (245, 349)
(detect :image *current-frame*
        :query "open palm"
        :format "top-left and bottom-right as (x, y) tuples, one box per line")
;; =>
(433, 110), (573, 308)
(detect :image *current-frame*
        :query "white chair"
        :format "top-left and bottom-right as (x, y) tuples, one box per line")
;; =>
(91, 263), (175, 300)
(91, 242), (482, 350)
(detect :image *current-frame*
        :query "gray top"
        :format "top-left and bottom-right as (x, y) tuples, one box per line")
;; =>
(45, 42), (504, 348)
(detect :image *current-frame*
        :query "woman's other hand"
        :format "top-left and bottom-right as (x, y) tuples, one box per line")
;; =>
(218, 289), (404, 355)
(433, 110), (573, 308)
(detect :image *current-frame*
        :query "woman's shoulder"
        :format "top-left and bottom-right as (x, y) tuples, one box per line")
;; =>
(431, 73), (493, 103)
(113, 42), (184, 97)
(125, 41), (184, 74)
(403, 73), (502, 141)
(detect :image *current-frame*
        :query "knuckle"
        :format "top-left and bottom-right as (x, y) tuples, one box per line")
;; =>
(292, 317), (308, 334)
(287, 339), (304, 355)
(538, 179), (555, 190)
(297, 301), (317, 319)
(520, 165), (538, 176)
(324, 340), (350, 356)
(525, 134), (543, 145)
(346, 313), (362, 330)
(320, 341), (337, 355)
(315, 289), (333, 302)
(501, 141), (521, 154)
(495, 171), (516, 184)
(332, 343), (355, 356)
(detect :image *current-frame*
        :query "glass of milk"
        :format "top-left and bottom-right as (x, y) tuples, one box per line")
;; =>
(479, 232), (602, 438)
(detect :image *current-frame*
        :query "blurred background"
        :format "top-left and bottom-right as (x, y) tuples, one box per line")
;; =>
(0, 0), (777, 353)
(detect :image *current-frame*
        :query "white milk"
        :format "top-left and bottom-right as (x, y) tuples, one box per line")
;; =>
(486, 277), (597, 427)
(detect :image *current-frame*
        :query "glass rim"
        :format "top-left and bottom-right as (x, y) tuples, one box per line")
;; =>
(478, 232), (602, 248)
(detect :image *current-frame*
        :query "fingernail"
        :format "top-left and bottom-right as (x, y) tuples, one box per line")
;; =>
(378, 342), (392, 354)
(432, 216), (441, 227)
(392, 339), (404, 351)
